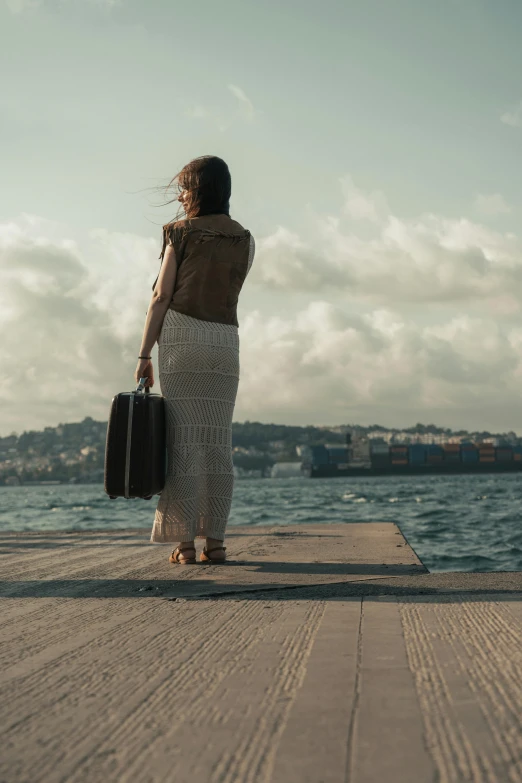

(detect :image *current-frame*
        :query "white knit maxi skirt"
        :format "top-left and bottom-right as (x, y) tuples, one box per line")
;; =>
(150, 308), (239, 543)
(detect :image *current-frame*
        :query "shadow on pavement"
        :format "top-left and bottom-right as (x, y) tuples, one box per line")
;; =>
(1, 572), (521, 600)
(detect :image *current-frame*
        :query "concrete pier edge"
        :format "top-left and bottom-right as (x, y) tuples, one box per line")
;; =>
(1, 522), (521, 783)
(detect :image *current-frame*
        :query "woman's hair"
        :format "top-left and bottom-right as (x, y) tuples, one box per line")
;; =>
(160, 155), (231, 222)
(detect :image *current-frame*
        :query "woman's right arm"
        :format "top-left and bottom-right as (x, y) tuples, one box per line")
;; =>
(140, 245), (178, 353)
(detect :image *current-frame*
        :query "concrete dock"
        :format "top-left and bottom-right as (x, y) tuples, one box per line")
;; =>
(1, 522), (521, 783)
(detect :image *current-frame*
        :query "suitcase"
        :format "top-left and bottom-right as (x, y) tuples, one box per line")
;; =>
(104, 377), (166, 500)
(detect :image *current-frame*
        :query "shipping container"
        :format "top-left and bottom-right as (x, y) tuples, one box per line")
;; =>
(311, 445), (328, 456)
(391, 459), (408, 465)
(311, 446), (329, 465)
(461, 450), (479, 462)
(312, 454), (329, 465)
(328, 454), (349, 464)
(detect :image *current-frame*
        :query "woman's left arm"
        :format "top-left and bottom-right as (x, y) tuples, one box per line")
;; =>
(135, 245), (178, 387)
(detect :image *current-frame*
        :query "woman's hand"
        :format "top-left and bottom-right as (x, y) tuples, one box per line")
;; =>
(135, 358), (154, 388)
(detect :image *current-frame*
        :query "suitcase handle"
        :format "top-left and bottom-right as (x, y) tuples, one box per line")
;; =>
(136, 377), (151, 394)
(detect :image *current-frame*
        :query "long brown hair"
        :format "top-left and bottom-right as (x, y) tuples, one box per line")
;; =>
(159, 155), (232, 223)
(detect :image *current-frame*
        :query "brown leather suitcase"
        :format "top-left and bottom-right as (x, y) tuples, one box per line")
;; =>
(104, 378), (166, 500)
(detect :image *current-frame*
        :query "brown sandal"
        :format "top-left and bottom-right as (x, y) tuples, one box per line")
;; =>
(169, 546), (196, 564)
(200, 546), (227, 563)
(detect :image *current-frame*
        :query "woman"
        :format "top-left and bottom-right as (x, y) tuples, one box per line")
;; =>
(135, 156), (255, 564)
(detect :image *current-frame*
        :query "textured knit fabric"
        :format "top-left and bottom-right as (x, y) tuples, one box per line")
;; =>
(150, 234), (255, 543)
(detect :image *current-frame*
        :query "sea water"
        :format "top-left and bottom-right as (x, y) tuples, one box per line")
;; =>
(1, 473), (521, 573)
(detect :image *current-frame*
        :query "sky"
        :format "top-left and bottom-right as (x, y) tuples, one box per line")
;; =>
(2, 0), (522, 435)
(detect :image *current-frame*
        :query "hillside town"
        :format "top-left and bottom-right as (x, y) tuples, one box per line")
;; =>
(0, 417), (520, 486)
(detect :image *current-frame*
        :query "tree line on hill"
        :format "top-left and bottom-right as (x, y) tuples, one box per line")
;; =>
(0, 417), (514, 484)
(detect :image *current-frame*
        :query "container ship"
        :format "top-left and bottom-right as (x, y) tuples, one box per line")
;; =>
(301, 433), (522, 478)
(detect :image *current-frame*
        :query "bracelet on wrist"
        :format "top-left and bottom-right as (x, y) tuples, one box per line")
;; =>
(138, 355), (151, 360)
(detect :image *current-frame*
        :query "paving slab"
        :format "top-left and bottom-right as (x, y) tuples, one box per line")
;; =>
(1, 523), (521, 783)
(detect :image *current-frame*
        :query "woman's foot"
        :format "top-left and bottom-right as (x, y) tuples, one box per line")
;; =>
(169, 542), (196, 564)
(200, 538), (226, 563)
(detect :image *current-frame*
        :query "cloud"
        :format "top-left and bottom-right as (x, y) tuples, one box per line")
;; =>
(249, 227), (343, 292)
(4, 189), (522, 435)
(184, 103), (229, 132)
(184, 105), (209, 120)
(0, 215), (158, 433)
(4, 0), (41, 12)
(227, 84), (257, 122)
(501, 101), (522, 128)
(339, 175), (389, 223)
(248, 177), (522, 307)
(184, 84), (259, 133)
(234, 302), (522, 429)
(474, 193), (511, 216)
